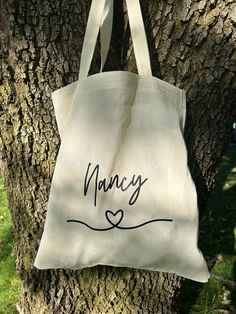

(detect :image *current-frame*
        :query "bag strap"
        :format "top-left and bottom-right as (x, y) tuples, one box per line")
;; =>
(125, 0), (152, 76)
(79, 0), (152, 80)
(100, 0), (114, 72)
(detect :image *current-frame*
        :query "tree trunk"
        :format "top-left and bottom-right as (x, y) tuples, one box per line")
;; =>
(0, 0), (235, 313)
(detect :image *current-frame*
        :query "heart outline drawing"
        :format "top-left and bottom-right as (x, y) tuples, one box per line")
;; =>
(67, 208), (173, 231)
(105, 209), (124, 227)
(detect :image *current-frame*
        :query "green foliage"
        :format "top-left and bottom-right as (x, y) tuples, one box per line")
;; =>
(181, 146), (236, 313)
(0, 175), (20, 314)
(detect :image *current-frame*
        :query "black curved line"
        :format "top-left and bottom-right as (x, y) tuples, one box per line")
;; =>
(66, 219), (115, 231)
(116, 218), (173, 229)
(67, 218), (173, 231)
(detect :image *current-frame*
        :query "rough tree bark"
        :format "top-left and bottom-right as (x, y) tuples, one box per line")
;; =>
(0, 0), (235, 313)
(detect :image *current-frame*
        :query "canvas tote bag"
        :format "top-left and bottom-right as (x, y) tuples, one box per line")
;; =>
(34, 0), (210, 283)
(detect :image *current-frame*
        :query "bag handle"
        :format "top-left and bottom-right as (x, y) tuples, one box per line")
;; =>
(125, 0), (152, 76)
(79, 0), (152, 80)
(100, 0), (114, 72)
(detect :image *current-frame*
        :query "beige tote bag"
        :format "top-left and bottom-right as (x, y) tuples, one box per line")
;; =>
(34, 0), (210, 283)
